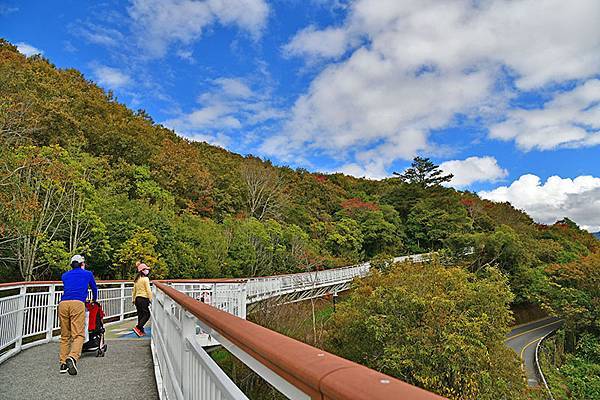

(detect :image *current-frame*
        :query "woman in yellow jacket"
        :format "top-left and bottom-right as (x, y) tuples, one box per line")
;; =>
(132, 263), (152, 337)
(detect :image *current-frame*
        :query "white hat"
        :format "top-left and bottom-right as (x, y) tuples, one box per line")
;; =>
(70, 254), (85, 264)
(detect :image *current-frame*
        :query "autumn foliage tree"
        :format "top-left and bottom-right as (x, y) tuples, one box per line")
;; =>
(150, 138), (214, 215)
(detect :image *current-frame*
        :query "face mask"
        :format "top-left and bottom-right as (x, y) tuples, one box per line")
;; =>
(142, 269), (150, 276)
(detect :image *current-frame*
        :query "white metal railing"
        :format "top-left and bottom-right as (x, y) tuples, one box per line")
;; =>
(245, 263), (368, 303)
(162, 253), (432, 320)
(170, 282), (247, 319)
(0, 253), (431, 367)
(535, 325), (561, 400)
(0, 281), (135, 364)
(152, 282), (445, 400)
(151, 285), (249, 400)
(245, 253), (430, 303)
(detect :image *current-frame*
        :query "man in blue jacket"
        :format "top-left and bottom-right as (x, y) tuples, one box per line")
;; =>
(59, 254), (98, 375)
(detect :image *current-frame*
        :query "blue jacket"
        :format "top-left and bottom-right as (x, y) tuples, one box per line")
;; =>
(61, 268), (98, 303)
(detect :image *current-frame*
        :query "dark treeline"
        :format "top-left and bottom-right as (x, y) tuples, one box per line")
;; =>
(1, 39), (598, 399)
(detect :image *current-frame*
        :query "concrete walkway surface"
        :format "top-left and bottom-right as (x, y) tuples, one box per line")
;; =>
(0, 322), (158, 400)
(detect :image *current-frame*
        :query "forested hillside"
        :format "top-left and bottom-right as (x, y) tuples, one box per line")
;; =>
(1, 39), (598, 399)
(0, 38), (405, 281)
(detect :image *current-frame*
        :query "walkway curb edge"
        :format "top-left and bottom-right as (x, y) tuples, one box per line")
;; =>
(150, 338), (164, 400)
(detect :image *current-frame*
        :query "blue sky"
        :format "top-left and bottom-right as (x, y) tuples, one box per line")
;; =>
(1, 0), (599, 230)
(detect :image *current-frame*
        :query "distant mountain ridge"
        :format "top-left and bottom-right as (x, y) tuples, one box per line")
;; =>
(594, 232), (600, 239)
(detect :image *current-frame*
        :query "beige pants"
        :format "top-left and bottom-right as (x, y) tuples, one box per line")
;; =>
(58, 300), (85, 363)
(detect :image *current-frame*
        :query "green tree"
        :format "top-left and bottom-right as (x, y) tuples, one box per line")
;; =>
(394, 156), (453, 188)
(446, 225), (546, 304)
(161, 215), (227, 278)
(337, 201), (404, 257)
(326, 261), (526, 400)
(113, 229), (168, 279)
(224, 218), (274, 277)
(131, 165), (175, 209)
(317, 218), (364, 262)
(406, 194), (472, 251)
(0, 145), (80, 280)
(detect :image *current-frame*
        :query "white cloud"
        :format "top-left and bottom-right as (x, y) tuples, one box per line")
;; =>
(479, 174), (600, 232)
(265, 0), (600, 175)
(163, 77), (283, 143)
(489, 79), (600, 151)
(214, 77), (253, 99)
(92, 65), (131, 88)
(331, 161), (388, 180)
(184, 131), (232, 149)
(75, 24), (125, 47)
(127, 0), (269, 58)
(283, 26), (352, 60)
(440, 156), (508, 188)
(176, 49), (194, 62)
(0, 4), (18, 14)
(310, 0), (349, 11)
(15, 42), (43, 57)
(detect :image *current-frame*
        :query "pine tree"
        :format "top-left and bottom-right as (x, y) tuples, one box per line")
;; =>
(394, 156), (453, 187)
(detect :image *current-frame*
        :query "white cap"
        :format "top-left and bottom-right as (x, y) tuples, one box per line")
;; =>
(70, 254), (85, 264)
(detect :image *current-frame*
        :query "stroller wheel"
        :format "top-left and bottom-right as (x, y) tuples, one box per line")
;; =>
(97, 344), (107, 357)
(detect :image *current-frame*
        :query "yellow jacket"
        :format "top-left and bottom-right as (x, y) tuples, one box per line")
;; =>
(132, 276), (153, 302)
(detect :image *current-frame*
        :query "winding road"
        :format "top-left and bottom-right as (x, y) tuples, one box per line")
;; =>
(505, 317), (563, 386)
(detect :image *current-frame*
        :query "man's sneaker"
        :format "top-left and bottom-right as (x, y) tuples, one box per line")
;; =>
(59, 363), (68, 374)
(133, 326), (143, 337)
(66, 356), (77, 376)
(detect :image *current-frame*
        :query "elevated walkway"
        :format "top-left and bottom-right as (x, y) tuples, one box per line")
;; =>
(0, 319), (157, 400)
(0, 253), (445, 400)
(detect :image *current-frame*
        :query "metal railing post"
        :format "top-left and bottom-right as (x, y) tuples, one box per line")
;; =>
(120, 283), (125, 320)
(239, 284), (247, 319)
(211, 282), (217, 307)
(181, 311), (196, 399)
(15, 286), (26, 352)
(45, 284), (56, 341)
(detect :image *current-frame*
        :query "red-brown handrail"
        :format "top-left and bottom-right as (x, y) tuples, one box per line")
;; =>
(154, 282), (446, 400)
(0, 279), (134, 288)
(0, 278), (245, 288)
(155, 278), (246, 284)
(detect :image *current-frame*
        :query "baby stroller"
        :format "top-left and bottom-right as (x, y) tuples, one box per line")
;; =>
(82, 301), (108, 357)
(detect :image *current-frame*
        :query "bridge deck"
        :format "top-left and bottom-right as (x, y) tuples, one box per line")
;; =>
(0, 320), (158, 400)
